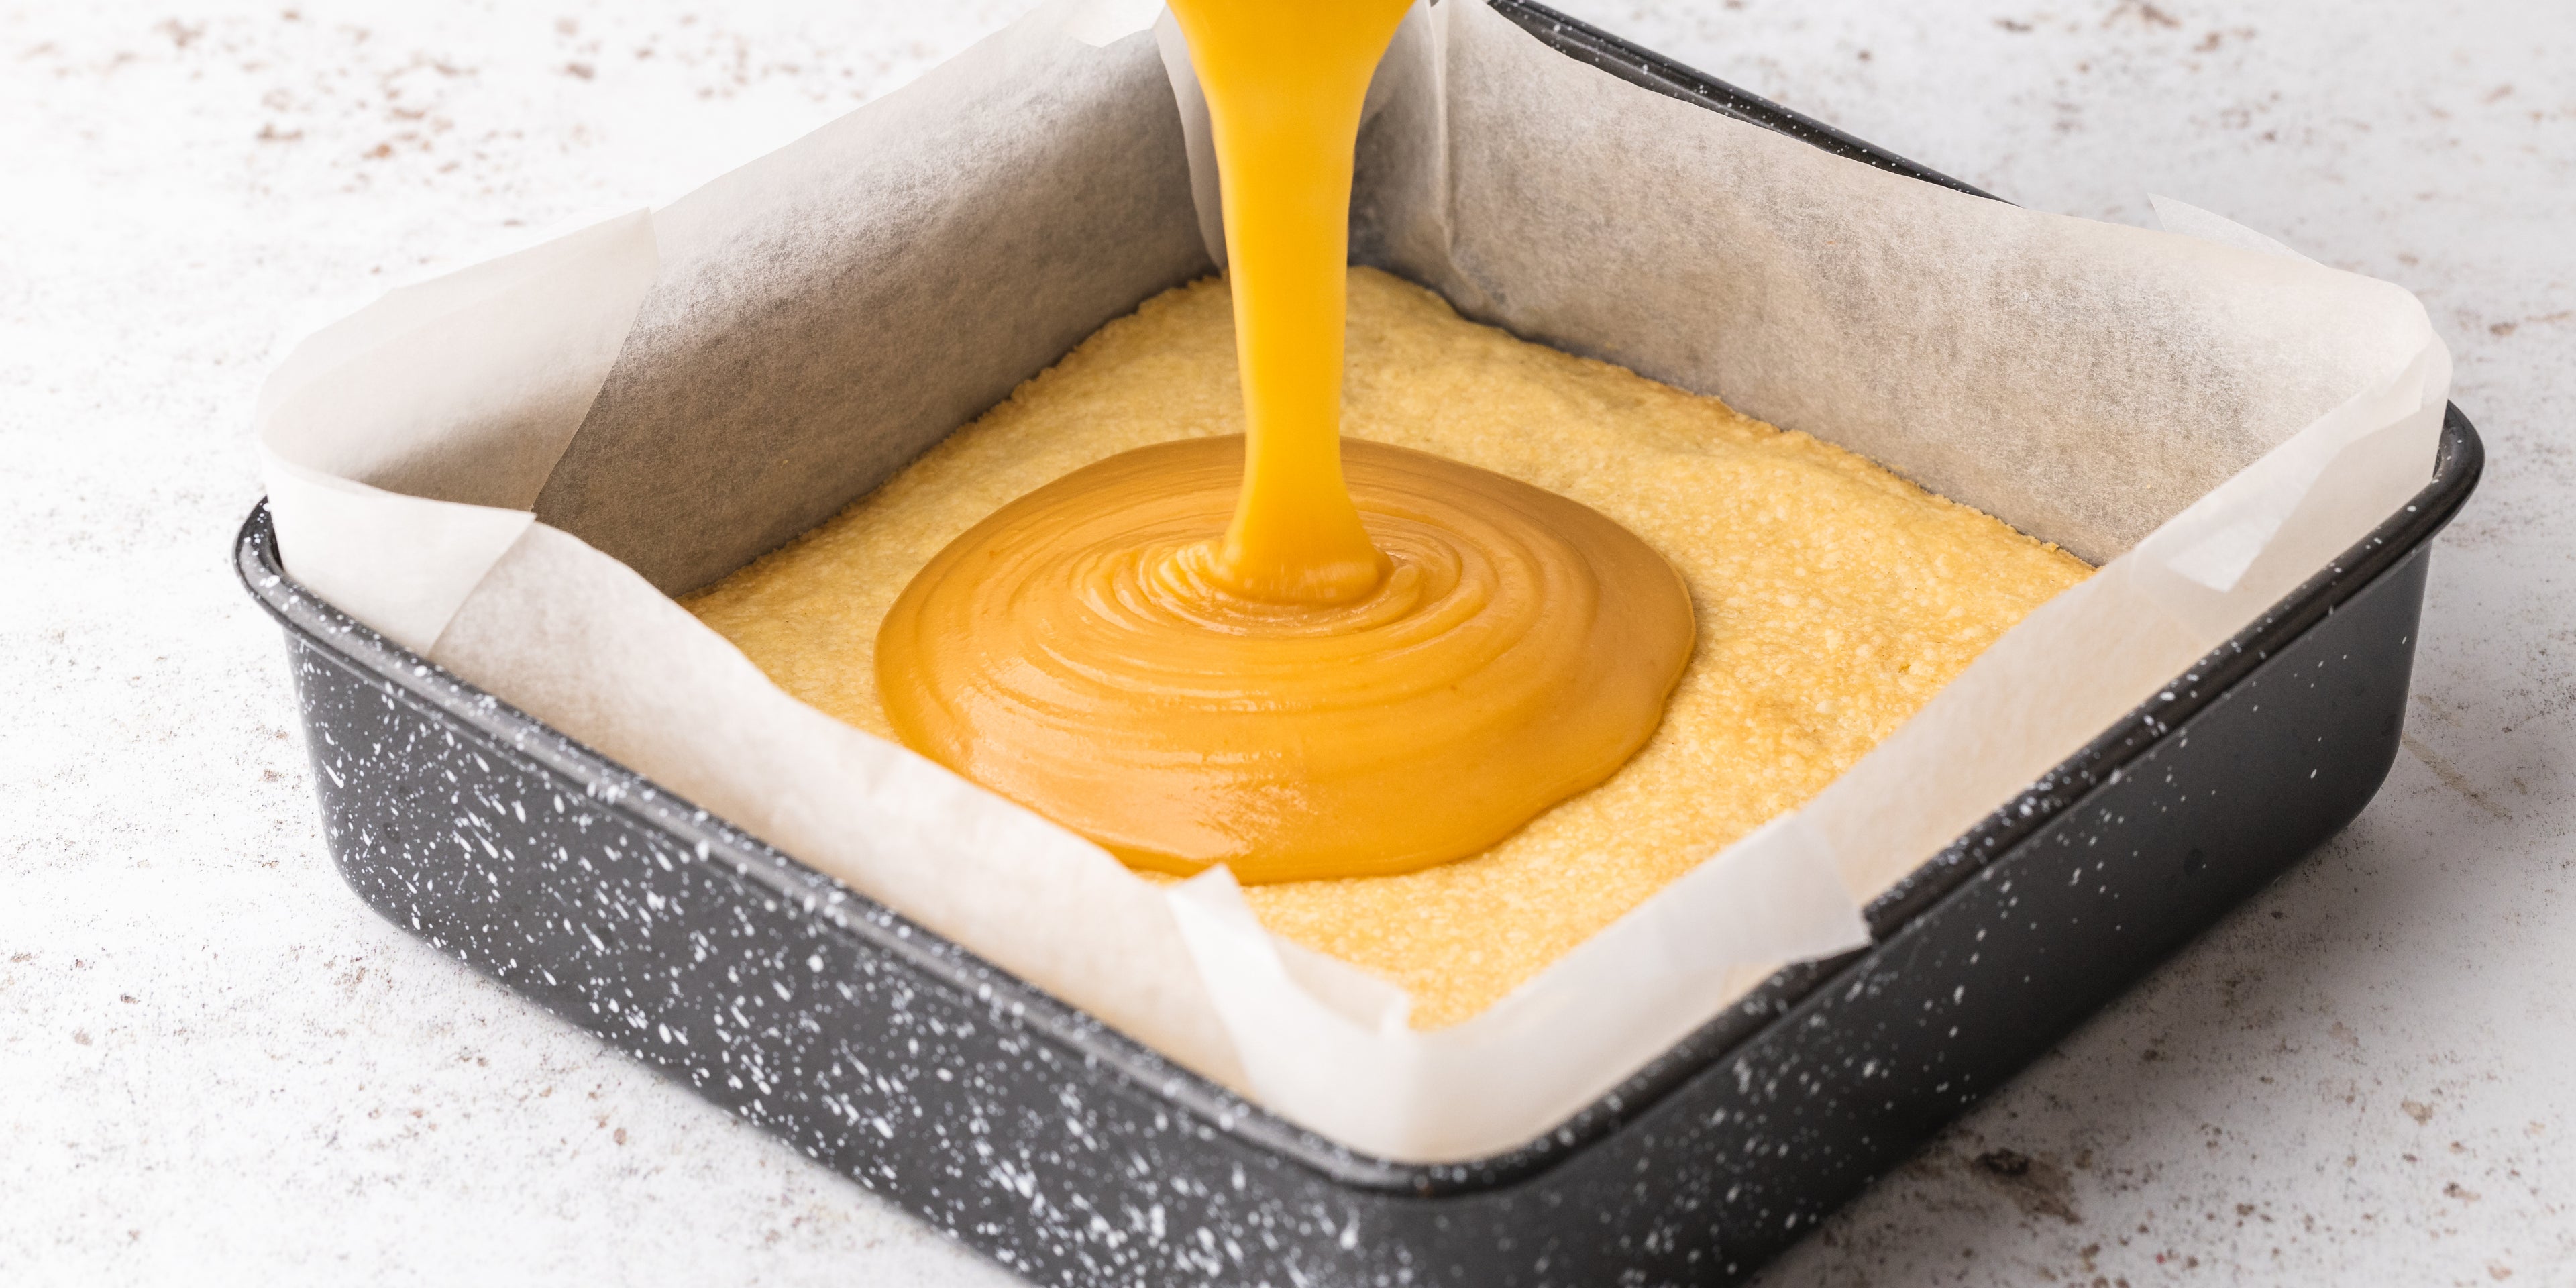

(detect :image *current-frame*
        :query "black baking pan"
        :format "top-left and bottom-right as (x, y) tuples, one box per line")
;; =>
(234, 2), (2488, 1283)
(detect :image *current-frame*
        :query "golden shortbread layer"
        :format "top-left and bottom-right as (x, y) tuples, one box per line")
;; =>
(685, 268), (2092, 1028)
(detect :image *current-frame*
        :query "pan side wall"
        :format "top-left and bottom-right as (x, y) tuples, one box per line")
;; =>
(272, 528), (2426, 1287)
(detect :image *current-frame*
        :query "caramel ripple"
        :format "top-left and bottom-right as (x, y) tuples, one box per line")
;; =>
(875, 435), (1695, 883)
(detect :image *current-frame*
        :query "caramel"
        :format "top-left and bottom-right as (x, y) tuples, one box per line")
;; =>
(869, 0), (1694, 882)
(875, 435), (1691, 882)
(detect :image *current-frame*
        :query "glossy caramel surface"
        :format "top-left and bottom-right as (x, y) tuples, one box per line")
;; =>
(874, 434), (1693, 882)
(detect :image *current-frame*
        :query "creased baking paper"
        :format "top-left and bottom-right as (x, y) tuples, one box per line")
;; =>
(256, 0), (2449, 1162)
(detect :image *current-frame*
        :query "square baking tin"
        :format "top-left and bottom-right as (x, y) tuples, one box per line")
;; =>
(235, 3), (2487, 1283)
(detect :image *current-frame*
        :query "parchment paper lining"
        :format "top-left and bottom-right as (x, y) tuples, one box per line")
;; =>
(256, 0), (2448, 1162)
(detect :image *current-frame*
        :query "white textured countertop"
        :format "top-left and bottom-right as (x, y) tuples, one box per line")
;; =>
(3, 1), (2568, 1282)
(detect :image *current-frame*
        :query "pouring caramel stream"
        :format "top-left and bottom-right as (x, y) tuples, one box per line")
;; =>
(873, 0), (1696, 883)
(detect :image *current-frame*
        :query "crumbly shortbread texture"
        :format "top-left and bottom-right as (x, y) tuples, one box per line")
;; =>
(685, 268), (2092, 1028)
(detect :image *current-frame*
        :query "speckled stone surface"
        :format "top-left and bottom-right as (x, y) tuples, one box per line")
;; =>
(3, 1), (2567, 1284)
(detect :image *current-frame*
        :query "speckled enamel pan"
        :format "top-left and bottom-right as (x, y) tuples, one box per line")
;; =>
(235, 3), (2487, 1283)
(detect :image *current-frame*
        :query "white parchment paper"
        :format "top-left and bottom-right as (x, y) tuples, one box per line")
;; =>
(256, 0), (2448, 1162)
